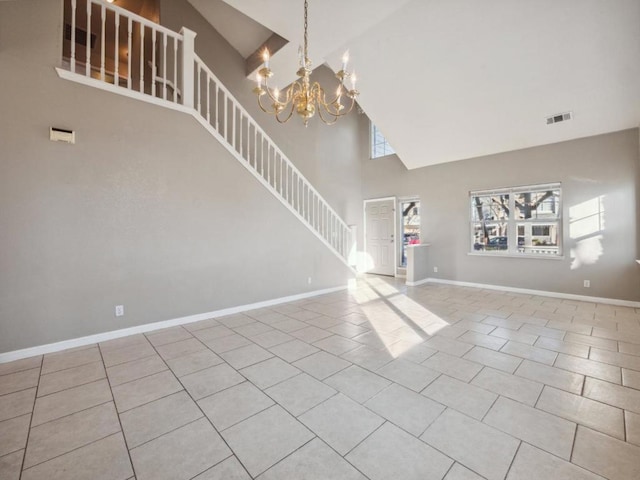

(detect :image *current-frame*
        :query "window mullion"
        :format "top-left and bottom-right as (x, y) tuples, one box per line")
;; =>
(508, 194), (517, 253)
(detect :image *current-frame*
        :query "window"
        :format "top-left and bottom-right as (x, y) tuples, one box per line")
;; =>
(399, 200), (420, 267)
(471, 183), (561, 256)
(371, 123), (395, 158)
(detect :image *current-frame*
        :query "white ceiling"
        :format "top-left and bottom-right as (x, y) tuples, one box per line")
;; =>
(194, 0), (640, 170)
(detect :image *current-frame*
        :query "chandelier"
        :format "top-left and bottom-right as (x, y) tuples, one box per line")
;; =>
(252, 0), (359, 126)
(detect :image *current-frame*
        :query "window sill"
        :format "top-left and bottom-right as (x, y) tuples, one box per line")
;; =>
(468, 252), (565, 260)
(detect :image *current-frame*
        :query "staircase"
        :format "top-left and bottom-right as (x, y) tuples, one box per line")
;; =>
(58, 0), (355, 268)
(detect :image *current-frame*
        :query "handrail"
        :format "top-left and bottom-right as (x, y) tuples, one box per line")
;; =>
(81, 0), (180, 38)
(65, 0), (184, 104)
(61, 0), (353, 265)
(193, 54), (350, 232)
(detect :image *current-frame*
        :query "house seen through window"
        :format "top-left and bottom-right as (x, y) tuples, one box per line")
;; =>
(470, 183), (562, 256)
(400, 200), (420, 267)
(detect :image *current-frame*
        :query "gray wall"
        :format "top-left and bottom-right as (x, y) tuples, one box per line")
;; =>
(362, 128), (640, 302)
(0, 0), (361, 353)
(159, 0), (365, 228)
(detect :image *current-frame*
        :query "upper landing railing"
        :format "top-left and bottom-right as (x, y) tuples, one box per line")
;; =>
(61, 0), (354, 266)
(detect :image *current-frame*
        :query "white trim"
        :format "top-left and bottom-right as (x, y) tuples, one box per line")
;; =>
(56, 68), (355, 273)
(190, 112), (355, 273)
(397, 196), (420, 269)
(470, 183), (563, 257)
(406, 278), (430, 287)
(471, 182), (562, 197)
(419, 278), (640, 308)
(56, 69), (193, 115)
(467, 252), (565, 260)
(363, 197), (397, 276)
(0, 285), (347, 364)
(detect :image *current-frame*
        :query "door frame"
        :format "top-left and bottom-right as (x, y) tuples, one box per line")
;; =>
(363, 196), (397, 276)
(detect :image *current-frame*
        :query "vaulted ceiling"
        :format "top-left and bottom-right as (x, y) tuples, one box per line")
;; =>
(189, 0), (640, 170)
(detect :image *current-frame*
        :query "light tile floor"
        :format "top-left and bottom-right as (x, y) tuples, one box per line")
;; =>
(2, 276), (640, 479)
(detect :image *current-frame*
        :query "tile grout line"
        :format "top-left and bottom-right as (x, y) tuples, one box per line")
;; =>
(19, 432), (126, 474)
(502, 440), (523, 480)
(28, 397), (114, 429)
(144, 338), (256, 480)
(415, 399), (448, 439)
(568, 422), (579, 464)
(104, 352), (158, 370)
(39, 356), (104, 378)
(533, 384), (546, 408)
(251, 437), (319, 479)
(479, 393), (501, 423)
(97, 343), (138, 479)
(18, 355), (43, 480)
(0, 380), (40, 399)
(5, 281), (640, 478)
(415, 411), (491, 479)
(107, 365), (170, 389)
(35, 371), (108, 400)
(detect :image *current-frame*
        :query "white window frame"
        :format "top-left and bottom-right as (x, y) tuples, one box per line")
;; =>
(370, 123), (395, 159)
(469, 183), (563, 258)
(398, 197), (420, 269)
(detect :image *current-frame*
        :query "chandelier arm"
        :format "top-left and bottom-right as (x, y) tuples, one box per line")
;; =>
(283, 82), (298, 105)
(316, 105), (340, 125)
(314, 80), (345, 109)
(314, 82), (347, 117)
(317, 93), (357, 124)
(263, 81), (298, 108)
(312, 87), (339, 125)
(257, 93), (278, 115)
(338, 96), (356, 116)
(253, 0), (358, 125)
(275, 100), (296, 124)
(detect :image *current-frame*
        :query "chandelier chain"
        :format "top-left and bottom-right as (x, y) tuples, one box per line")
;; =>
(303, 0), (309, 65)
(253, 0), (358, 126)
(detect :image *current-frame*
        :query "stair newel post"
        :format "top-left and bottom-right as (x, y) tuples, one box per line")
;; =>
(180, 27), (197, 109)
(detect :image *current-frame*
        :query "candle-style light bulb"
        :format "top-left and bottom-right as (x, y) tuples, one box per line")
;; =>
(350, 72), (357, 90)
(273, 87), (279, 101)
(341, 51), (349, 71)
(262, 49), (270, 69)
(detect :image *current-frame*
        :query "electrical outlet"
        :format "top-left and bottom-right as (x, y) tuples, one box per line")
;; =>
(583, 280), (590, 288)
(433, 267), (438, 273)
(308, 277), (312, 285)
(115, 305), (124, 317)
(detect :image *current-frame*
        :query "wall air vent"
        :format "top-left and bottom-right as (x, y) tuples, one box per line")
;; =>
(546, 111), (573, 125)
(64, 23), (97, 49)
(50, 127), (75, 144)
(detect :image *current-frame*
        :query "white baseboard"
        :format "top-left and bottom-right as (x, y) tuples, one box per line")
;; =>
(0, 285), (347, 364)
(421, 278), (640, 308)
(405, 278), (430, 287)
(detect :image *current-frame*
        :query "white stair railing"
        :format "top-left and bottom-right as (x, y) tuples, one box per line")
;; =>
(64, 0), (185, 103)
(61, 0), (354, 266)
(192, 55), (353, 262)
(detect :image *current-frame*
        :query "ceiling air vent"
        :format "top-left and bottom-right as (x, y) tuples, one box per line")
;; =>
(546, 111), (573, 125)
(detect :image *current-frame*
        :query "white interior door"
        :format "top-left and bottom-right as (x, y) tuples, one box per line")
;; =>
(365, 198), (396, 276)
